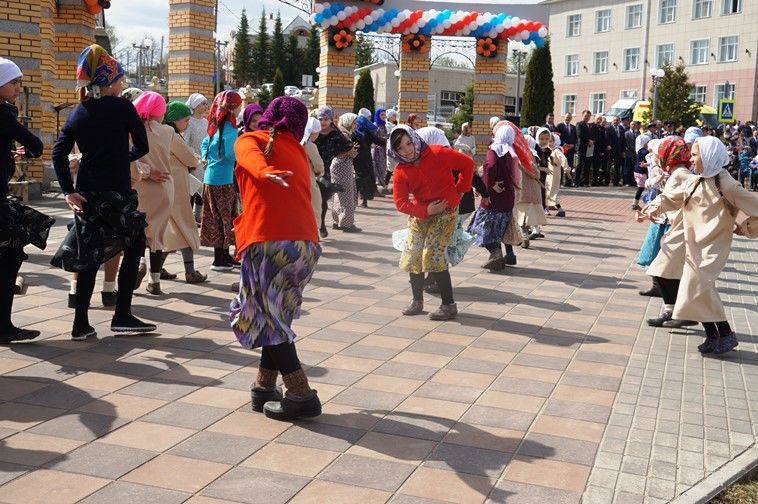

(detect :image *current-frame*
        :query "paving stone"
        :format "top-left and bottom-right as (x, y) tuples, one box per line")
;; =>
(277, 423), (366, 452)
(45, 442), (157, 478)
(202, 467), (310, 504)
(141, 402), (231, 430)
(373, 413), (455, 442)
(169, 431), (266, 464)
(79, 482), (190, 504)
(118, 380), (200, 401)
(462, 405), (535, 431)
(373, 361), (439, 380)
(319, 454), (414, 491)
(425, 442), (511, 478)
(28, 412), (128, 442)
(519, 433), (598, 466)
(543, 399), (611, 423)
(413, 382), (483, 404)
(487, 479), (582, 504)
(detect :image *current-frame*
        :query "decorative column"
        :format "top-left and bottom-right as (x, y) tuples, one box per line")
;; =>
(397, 34), (430, 127)
(472, 37), (507, 162)
(168, 0), (215, 101)
(317, 29), (355, 117)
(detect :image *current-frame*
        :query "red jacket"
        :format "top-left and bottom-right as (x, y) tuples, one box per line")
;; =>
(393, 145), (474, 219)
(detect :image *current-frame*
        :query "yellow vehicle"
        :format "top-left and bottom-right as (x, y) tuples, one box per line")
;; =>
(630, 100), (719, 128)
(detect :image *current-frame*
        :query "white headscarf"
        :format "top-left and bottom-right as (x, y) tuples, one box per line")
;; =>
(0, 58), (22, 88)
(415, 126), (450, 147)
(636, 133), (652, 152)
(301, 117), (322, 145)
(695, 136), (729, 178)
(186, 93), (208, 111)
(386, 109), (397, 121)
(525, 135), (538, 157)
(552, 133), (562, 147)
(358, 108), (372, 119)
(490, 124), (515, 157)
(489, 116), (501, 130)
(535, 127), (551, 147)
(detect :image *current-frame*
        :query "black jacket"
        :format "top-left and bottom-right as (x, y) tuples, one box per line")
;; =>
(576, 121), (595, 151)
(556, 122), (577, 146)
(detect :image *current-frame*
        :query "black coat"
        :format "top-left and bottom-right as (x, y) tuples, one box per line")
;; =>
(606, 124), (626, 155)
(576, 121), (595, 151)
(556, 122), (577, 146)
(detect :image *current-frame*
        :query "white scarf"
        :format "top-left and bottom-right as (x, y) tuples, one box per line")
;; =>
(695, 136), (729, 178)
(490, 124), (515, 157)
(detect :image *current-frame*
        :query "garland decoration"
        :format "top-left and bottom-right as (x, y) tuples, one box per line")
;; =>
(402, 34), (429, 53)
(329, 28), (354, 50)
(476, 37), (498, 58)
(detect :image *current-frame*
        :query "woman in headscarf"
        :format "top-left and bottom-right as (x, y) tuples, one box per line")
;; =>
(406, 114), (418, 130)
(353, 112), (384, 207)
(389, 125), (474, 320)
(184, 92), (209, 222)
(52, 44), (154, 340)
(200, 90), (242, 271)
(331, 113), (361, 232)
(162, 101), (207, 284)
(632, 133), (653, 210)
(314, 106), (355, 237)
(241, 103), (263, 134)
(644, 136), (758, 354)
(0, 57), (54, 343)
(121, 87), (143, 103)
(454, 122), (477, 156)
(372, 108), (390, 195)
(130, 91), (175, 295)
(301, 117), (324, 231)
(384, 109), (398, 186)
(515, 134), (547, 246)
(231, 96), (321, 421)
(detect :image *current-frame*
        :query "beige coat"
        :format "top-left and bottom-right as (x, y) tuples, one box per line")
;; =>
(546, 149), (565, 207)
(650, 170), (758, 322)
(516, 169), (547, 227)
(303, 140), (324, 229)
(163, 132), (202, 252)
(645, 167), (693, 279)
(132, 121), (175, 251)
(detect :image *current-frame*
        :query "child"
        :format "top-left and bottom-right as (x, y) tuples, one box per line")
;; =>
(632, 134), (652, 210)
(389, 125), (474, 320)
(515, 135), (547, 245)
(643, 136), (758, 354)
(547, 134), (567, 217)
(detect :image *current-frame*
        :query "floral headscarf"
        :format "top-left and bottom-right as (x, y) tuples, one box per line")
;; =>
(656, 136), (690, 172)
(338, 113), (358, 134)
(374, 108), (386, 127)
(207, 90), (242, 137)
(75, 44), (124, 101)
(387, 124), (427, 164)
(407, 114), (418, 128)
(257, 96), (308, 142)
(242, 103), (264, 133)
(493, 120), (537, 178)
(121, 87), (143, 103)
(316, 105), (334, 121)
(132, 91), (167, 121)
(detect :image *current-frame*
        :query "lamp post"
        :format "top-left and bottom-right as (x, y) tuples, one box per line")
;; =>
(724, 80), (732, 99)
(132, 38), (152, 88)
(650, 67), (665, 121)
(512, 48), (526, 117)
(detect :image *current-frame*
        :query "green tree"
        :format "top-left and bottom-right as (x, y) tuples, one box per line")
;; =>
(506, 49), (529, 75)
(271, 12), (286, 83)
(644, 63), (699, 127)
(355, 34), (375, 68)
(431, 56), (470, 69)
(232, 9), (253, 86)
(251, 9), (270, 85)
(303, 26), (320, 83)
(520, 39), (554, 126)
(272, 68), (285, 98)
(284, 32), (302, 86)
(449, 82), (474, 132)
(353, 69), (375, 114)
(256, 87), (271, 109)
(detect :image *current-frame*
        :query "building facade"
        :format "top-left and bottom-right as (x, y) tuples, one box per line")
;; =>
(547, 0), (758, 121)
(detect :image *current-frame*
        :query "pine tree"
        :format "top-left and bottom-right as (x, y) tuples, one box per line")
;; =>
(256, 88), (271, 109)
(355, 34), (375, 68)
(645, 63), (699, 127)
(284, 32), (302, 86)
(303, 26), (320, 82)
(353, 69), (375, 114)
(233, 9), (253, 86)
(272, 68), (285, 98)
(520, 39), (554, 127)
(251, 9), (270, 85)
(271, 12), (287, 84)
(449, 83), (474, 132)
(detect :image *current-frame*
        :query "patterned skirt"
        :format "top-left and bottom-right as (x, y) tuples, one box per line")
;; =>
(399, 210), (458, 274)
(468, 208), (512, 247)
(392, 212), (474, 267)
(200, 184), (236, 248)
(0, 199), (55, 260)
(230, 240), (321, 349)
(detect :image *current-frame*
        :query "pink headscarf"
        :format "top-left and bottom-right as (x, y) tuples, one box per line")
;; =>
(133, 91), (167, 121)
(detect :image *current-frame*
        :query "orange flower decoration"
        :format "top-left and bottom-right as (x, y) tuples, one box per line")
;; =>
(476, 38), (498, 58)
(330, 29), (354, 51)
(402, 34), (428, 53)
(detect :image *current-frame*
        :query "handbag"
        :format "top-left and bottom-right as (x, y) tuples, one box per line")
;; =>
(636, 222), (669, 267)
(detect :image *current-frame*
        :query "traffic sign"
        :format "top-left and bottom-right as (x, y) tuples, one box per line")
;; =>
(718, 99), (736, 123)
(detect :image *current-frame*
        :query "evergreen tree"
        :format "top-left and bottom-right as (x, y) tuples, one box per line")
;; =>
(303, 26), (320, 82)
(644, 63), (699, 127)
(355, 34), (375, 68)
(233, 9), (253, 86)
(449, 83), (474, 132)
(251, 9), (270, 85)
(256, 88), (271, 109)
(353, 69), (375, 114)
(272, 68), (285, 98)
(271, 12), (287, 84)
(284, 32), (302, 86)
(520, 39), (554, 126)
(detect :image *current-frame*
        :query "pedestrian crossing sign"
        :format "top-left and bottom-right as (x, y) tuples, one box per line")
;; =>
(718, 99), (736, 123)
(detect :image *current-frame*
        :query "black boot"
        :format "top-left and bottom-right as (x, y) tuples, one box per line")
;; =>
(639, 285), (662, 297)
(263, 391), (321, 421)
(251, 386), (284, 412)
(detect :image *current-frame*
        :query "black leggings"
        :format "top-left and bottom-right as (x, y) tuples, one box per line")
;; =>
(702, 321), (733, 338)
(635, 186), (645, 201)
(485, 243), (515, 255)
(410, 271), (454, 305)
(260, 342), (302, 375)
(0, 248), (24, 330)
(74, 233), (145, 330)
(319, 185), (329, 229)
(653, 277), (680, 305)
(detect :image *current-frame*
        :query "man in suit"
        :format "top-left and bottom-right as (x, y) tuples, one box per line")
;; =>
(575, 110), (595, 187)
(748, 129), (758, 155)
(543, 113), (557, 132)
(592, 116), (608, 186)
(556, 113), (577, 185)
(624, 121), (641, 186)
(605, 116), (626, 186)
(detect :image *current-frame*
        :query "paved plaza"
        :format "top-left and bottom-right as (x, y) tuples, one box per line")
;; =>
(0, 187), (756, 503)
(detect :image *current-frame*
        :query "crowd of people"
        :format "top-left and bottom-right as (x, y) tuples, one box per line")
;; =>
(1, 44), (757, 419)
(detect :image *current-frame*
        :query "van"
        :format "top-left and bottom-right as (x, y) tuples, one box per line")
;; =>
(606, 99), (719, 128)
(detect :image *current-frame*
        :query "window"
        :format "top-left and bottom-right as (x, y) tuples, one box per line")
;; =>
(504, 96), (516, 115)
(565, 55), (580, 76)
(721, 0), (742, 14)
(656, 43), (675, 67)
(593, 51), (609, 74)
(595, 9), (611, 32)
(626, 4), (644, 28)
(693, 0), (712, 18)
(659, 0), (677, 23)
(439, 91), (464, 116)
(621, 90), (639, 99)
(718, 36), (738, 62)
(690, 39), (709, 65)
(623, 48), (640, 71)
(567, 14), (581, 37)
(714, 82), (735, 105)
(590, 93), (606, 115)
(689, 85), (706, 103)
(562, 95), (577, 115)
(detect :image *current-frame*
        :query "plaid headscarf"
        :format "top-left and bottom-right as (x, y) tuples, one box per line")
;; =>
(257, 96), (308, 142)
(387, 124), (427, 164)
(207, 90), (242, 137)
(657, 136), (690, 172)
(75, 44), (124, 101)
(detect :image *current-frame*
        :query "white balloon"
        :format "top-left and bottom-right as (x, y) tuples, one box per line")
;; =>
(410, 25), (419, 33)
(538, 27), (548, 37)
(418, 19), (427, 27)
(443, 19), (452, 28)
(520, 30), (528, 39)
(476, 15), (485, 24)
(391, 18), (401, 27)
(337, 11), (347, 20)
(469, 22), (477, 30)
(330, 15), (339, 24)
(512, 17), (521, 24)
(488, 29), (497, 38)
(314, 3), (324, 13)
(356, 20), (366, 30)
(364, 15), (373, 24)
(310, 13), (318, 23)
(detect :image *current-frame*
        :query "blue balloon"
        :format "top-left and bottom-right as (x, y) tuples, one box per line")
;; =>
(533, 37), (545, 48)
(314, 13), (324, 23)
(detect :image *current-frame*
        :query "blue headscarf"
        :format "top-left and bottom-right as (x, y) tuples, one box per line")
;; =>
(374, 108), (386, 127)
(684, 126), (703, 145)
(355, 115), (378, 138)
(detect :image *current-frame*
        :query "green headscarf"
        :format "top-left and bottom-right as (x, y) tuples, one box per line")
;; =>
(164, 101), (192, 124)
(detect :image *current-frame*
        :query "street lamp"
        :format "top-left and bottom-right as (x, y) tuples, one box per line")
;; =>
(132, 37), (152, 88)
(650, 68), (665, 121)
(513, 48), (527, 117)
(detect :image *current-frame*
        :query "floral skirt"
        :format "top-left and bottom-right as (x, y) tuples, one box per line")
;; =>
(392, 212), (473, 267)
(230, 241), (321, 349)
(0, 199), (55, 260)
(468, 208), (511, 247)
(398, 211), (458, 274)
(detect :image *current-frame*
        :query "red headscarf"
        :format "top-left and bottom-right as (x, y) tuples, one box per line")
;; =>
(657, 136), (691, 172)
(207, 90), (242, 137)
(493, 120), (537, 179)
(407, 113), (418, 129)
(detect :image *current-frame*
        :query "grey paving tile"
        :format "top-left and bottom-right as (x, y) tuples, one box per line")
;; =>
(79, 482), (190, 504)
(276, 422), (366, 452)
(414, 382), (483, 404)
(169, 431), (266, 464)
(306, 367), (365, 386)
(543, 399), (611, 423)
(0, 462), (28, 486)
(472, 337), (527, 353)
(511, 354), (570, 371)
(519, 433), (598, 466)
(17, 384), (109, 410)
(426, 442), (511, 478)
(45, 442), (157, 478)
(491, 377), (555, 397)
(202, 467), (310, 504)
(28, 412), (128, 441)
(339, 344), (400, 360)
(319, 454), (414, 491)
(446, 357), (507, 375)
(407, 340), (465, 357)
(118, 380), (200, 401)
(373, 413), (454, 442)
(487, 479), (582, 504)
(374, 361), (439, 380)
(462, 405), (535, 431)
(142, 402), (231, 430)
(331, 387), (406, 410)
(560, 372), (621, 391)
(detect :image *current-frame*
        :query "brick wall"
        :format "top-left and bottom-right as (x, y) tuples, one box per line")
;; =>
(168, 0), (215, 101)
(398, 38), (430, 127)
(473, 48), (508, 161)
(317, 30), (355, 116)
